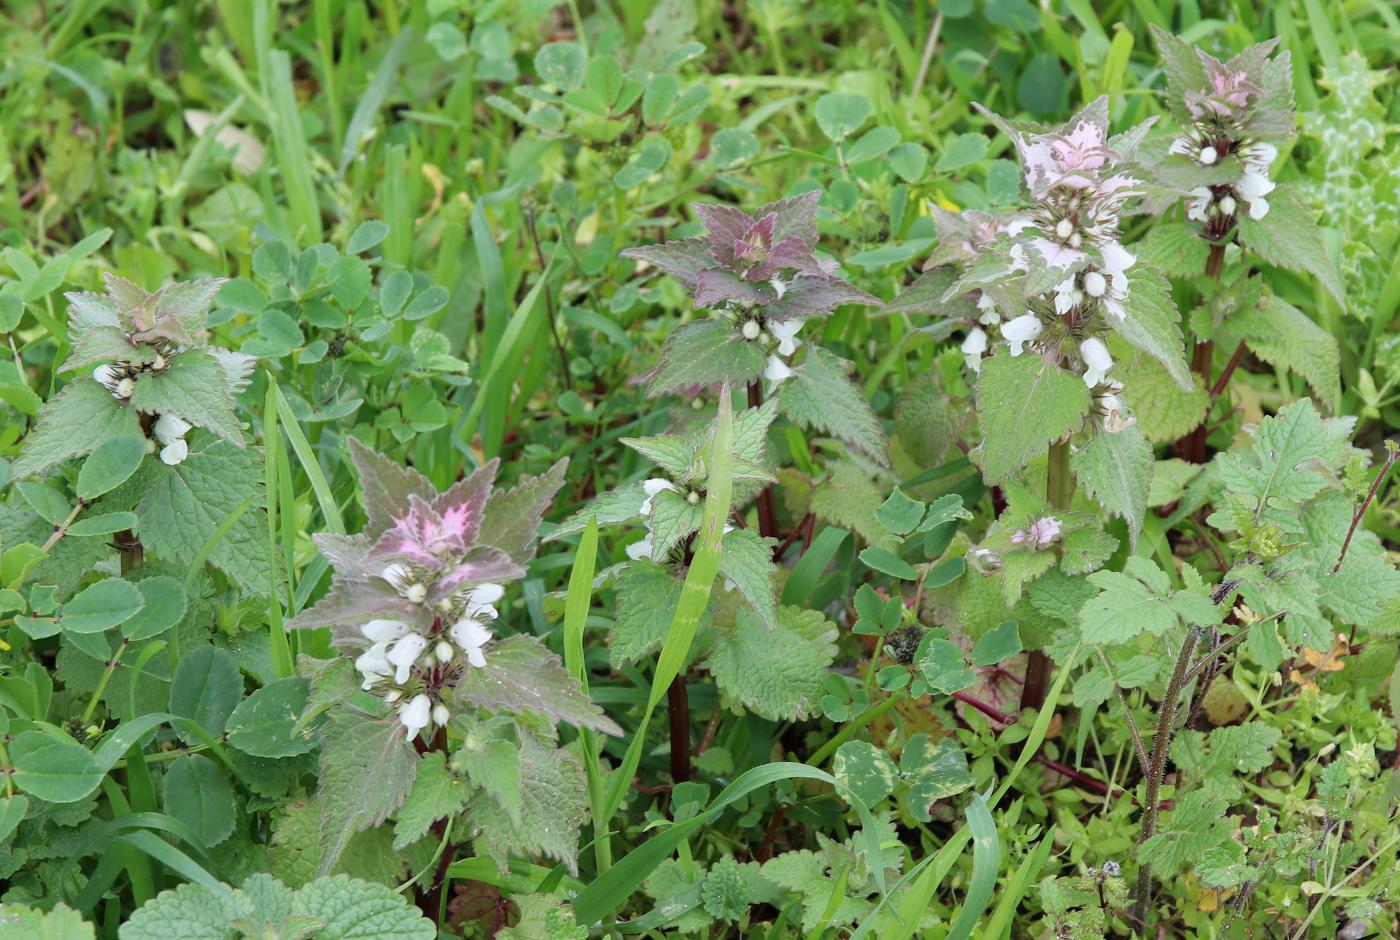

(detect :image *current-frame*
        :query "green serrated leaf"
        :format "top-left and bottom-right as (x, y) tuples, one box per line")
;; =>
(11, 379), (144, 481)
(972, 353), (1090, 484)
(708, 605), (837, 721)
(1072, 424), (1153, 544)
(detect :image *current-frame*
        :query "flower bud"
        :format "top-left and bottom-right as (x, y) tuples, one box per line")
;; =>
(405, 582), (427, 604)
(435, 640), (454, 663)
(1199, 145), (1218, 165)
(1219, 195), (1237, 217)
(1068, 231), (1083, 249)
(115, 377), (136, 399)
(432, 702), (451, 726)
(384, 688), (402, 704)
(1055, 218), (1073, 239)
(1083, 271), (1107, 297)
(740, 320), (761, 340)
(686, 491), (700, 505)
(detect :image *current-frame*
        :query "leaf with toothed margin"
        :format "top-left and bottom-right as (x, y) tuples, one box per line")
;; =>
(469, 735), (587, 875)
(546, 483), (646, 542)
(718, 527), (778, 630)
(1237, 186), (1346, 311)
(476, 459), (568, 565)
(708, 605), (838, 721)
(621, 236), (715, 288)
(778, 346), (889, 464)
(1108, 266), (1192, 390)
(763, 275), (881, 320)
(315, 713), (419, 876)
(1072, 424), (1153, 545)
(129, 349), (244, 444)
(347, 437), (435, 539)
(9, 379), (144, 481)
(452, 635), (622, 735)
(647, 319), (766, 397)
(971, 352), (1090, 485)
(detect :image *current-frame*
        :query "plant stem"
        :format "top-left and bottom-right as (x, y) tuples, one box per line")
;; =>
(667, 675), (691, 784)
(748, 382), (779, 541)
(83, 638), (130, 725)
(1132, 625), (1202, 929)
(41, 499), (85, 552)
(1333, 446), (1399, 574)
(808, 693), (901, 767)
(1021, 438), (1073, 711)
(1180, 243), (1228, 463)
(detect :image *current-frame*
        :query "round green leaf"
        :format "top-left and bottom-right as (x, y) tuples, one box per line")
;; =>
(170, 646), (244, 741)
(123, 576), (188, 641)
(935, 132), (989, 172)
(814, 92), (871, 142)
(76, 436), (147, 501)
(535, 41), (588, 91)
(226, 677), (311, 758)
(59, 578), (144, 634)
(163, 754), (236, 847)
(9, 732), (102, 803)
(711, 128), (759, 167)
(66, 511), (139, 538)
(345, 220), (390, 255)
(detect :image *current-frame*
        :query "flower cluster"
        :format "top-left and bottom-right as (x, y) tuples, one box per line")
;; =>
(936, 98), (1151, 422)
(289, 440), (568, 740)
(1010, 515), (1062, 549)
(1151, 29), (1295, 234)
(621, 191), (879, 388)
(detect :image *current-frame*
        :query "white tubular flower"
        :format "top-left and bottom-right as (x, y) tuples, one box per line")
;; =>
(354, 642), (392, 690)
(1240, 141), (1277, 171)
(159, 439), (189, 466)
(387, 632), (428, 684)
(1186, 188), (1213, 222)
(767, 318), (804, 356)
(1100, 241), (1136, 278)
(381, 563), (412, 590)
(464, 583), (504, 617)
(153, 414), (191, 445)
(975, 292), (1000, 325)
(1001, 314), (1043, 356)
(763, 354), (794, 384)
(431, 702), (451, 726)
(449, 616), (492, 668)
(625, 535), (653, 561)
(93, 364), (119, 388)
(1080, 337), (1114, 387)
(362, 618), (411, 644)
(1052, 277), (1080, 316)
(1236, 170), (1275, 220)
(1168, 137), (1194, 157)
(639, 478), (678, 517)
(961, 327), (988, 374)
(399, 694), (432, 739)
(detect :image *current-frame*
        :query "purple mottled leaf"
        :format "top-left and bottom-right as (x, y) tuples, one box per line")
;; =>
(312, 533), (374, 579)
(693, 203), (755, 265)
(695, 268), (775, 307)
(749, 237), (827, 280)
(764, 275), (881, 320)
(347, 437), (435, 538)
(477, 459), (568, 565)
(436, 545), (525, 594)
(756, 190), (821, 246)
(431, 458), (499, 539)
(452, 635), (622, 735)
(620, 237), (716, 288)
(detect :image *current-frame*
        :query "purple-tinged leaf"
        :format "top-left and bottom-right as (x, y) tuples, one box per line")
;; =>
(347, 437), (435, 539)
(694, 268), (775, 307)
(764, 275), (881, 320)
(477, 459), (568, 564)
(620, 236), (715, 288)
(452, 635), (622, 735)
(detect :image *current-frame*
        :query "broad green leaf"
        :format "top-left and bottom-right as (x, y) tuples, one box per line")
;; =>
(1133, 222), (1209, 279)
(1109, 267), (1193, 389)
(779, 347), (888, 463)
(971, 353), (1090, 484)
(1216, 293), (1340, 410)
(470, 737), (587, 874)
(0, 901), (93, 939)
(291, 874), (436, 939)
(0, 794), (28, 842)
(900, 735), (974, 821)
(316, 713), (419, 875)
(129, 349), (243, 445)
(535, 41), (588, 91)
(453, 635), (621, 734)
(77, 436), (148, 500)
(164, 754), (236, 846)
(915, 638), (975, 694)
(647, 319), (766, 396)
(708, 606), (837, 721)
(875, 488), (925, 535)
(1120, 353), (1208, 444)
(935, 132), (989, 172)
(226, 677), (311, 758)
(814, 92), (871, 141)
(123, 576), (187, 640)
(718, 528), (778, 630)
(971, 620), (1023, 666)
(9, 731), (102, 802)
(60, 577), (144, 634)
(393, 750), (470, 850)
(1237, 186), (1346, 309)
(169, 646), (244, 740)
(833, 741), (899, 807)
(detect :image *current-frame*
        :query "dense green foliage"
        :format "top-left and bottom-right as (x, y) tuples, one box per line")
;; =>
(1, 0), (1398, 937)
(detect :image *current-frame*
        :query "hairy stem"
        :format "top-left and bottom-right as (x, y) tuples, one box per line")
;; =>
(1333, 447), (1399, 574)
(1021, 438), (1073, 711)
(1132, 625), (1202, 928)
(748, 381), (780, 541)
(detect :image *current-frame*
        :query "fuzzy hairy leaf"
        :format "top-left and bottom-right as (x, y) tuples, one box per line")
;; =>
(1237, 186), (1345, 310)
(708, 605), (837, 720)
(1217, 294), (1340, 410)
(453, 635), (622, 734)
(971, 353), (1090, 484)
(1120, 353), (1208, 444)
(646, 319), (766, 397)
(894, 370), (966, 468)
(129, 349), (243, 445)
(316, 713), (419, 875)
(621, 236), (715, 288)
(1109, 267), (1193, 390)
(476, 459), (568, 565)
(547, 483), (647, 541)
(779, 347), (888, 463)
(393, 751), (469, 850)
(610, 561), (688, 666)
(1133, 222), (1210, 279)
(1212, 400), (1334, 536)
(718, 528), (778, 630)
(1072, 424), (1153, 544)
(469, 736), (586, 874)
(347, 437), (434, 539)
(10, 379), (144, 481)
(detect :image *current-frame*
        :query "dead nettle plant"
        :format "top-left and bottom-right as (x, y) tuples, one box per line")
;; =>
(286, 440), (619, 919)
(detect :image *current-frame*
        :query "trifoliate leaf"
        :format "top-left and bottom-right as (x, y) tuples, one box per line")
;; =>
(708, 605), (838, 720)
(779, 346), (888, 463)
(10, 379), (144, 481)
(971, 352), (1090, 484)
(915, 638), (975, 694)
(1072, 424), (1153, 544)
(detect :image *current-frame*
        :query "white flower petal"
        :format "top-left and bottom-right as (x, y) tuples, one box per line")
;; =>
(362, 619), (411, 643)
(763, 354), (793, 384)
(387, 633), (428, 684)
(1001, 314), (1043, 356)
(159, 439), (189, 466)
(399, 694), (431, 738)
(153, 413), (192, 444)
